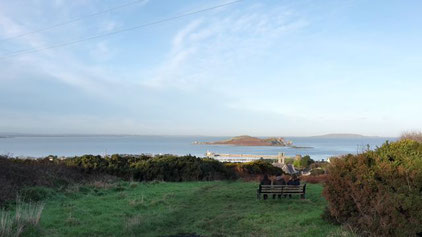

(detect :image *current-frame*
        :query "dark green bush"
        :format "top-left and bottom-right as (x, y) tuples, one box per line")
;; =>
(224, 160), (283, 179)
(310, 168), (325, 176)
(0, 156), (97, 205)
(65, 154), (234, 182)
(323, 140), (422, 236)
(66, 154), (281, 182)
(20, 186), (55, 202)
(132, 155), (234, 181)
(300, 155), (314, 168)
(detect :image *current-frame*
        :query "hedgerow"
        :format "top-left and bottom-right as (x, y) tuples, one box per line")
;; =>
(0, 156), (100, 205)
(64, 155), (282, 181)
(1, 154), (283, 204)
(63, 154), (235, 181)
(323, 139), (422, 236)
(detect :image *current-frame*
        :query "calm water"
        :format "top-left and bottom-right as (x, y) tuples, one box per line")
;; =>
(0, 136), (396, 161)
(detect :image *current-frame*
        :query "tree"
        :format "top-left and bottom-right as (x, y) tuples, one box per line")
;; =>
(300, 155), (314, 168)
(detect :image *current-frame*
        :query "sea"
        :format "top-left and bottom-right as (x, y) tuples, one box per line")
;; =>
(0, 135), (397, 161)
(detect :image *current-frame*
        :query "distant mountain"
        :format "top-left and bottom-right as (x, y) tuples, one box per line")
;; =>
(196, 135), (292, 146)
(311, 133), (378, 138)
(0, 133), (131, 138)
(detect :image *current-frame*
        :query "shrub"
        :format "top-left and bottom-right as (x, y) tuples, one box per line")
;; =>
(131, 155), (234, 182)
(20, 187), (54, 202)
(323, 140), (422, 236)
(309, 162), (329, 170)
(64, 154), (235, 182)
(224, 160), (284, 180)
(291, 155), (315, 170)
(310, 168), (325, 176)
(300, 155), (315, 168)
(301, 174), (328, 184)
(0, 157), (102, 205)
(199, 158), (236, 181)
(400, 131), (422, 143)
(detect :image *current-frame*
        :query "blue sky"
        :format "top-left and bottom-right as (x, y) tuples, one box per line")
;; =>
(0, 0), (421, 136)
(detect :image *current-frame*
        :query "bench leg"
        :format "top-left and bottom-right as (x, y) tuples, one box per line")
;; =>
(301, 194), (305, 199)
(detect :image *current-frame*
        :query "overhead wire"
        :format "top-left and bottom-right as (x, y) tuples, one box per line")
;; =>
(0, 0), (148, 42)
(0, 0), (242, 60)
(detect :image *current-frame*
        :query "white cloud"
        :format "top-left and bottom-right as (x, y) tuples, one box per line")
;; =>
(89, 41), (113, 61)
(0, 11), (48, 52)
(142, 4), (308, 90)
(172, 20), (203, 51)
(0, 2), (122, 94)
(100, 20), (118, 32)
(0, 14), (23, 37)
(0, 110), (149, 135)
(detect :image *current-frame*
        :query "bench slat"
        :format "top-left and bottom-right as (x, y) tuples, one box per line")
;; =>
(260, 185), (304, 187)
(257, 184), (307, 199)
(261, 191), (303, 193)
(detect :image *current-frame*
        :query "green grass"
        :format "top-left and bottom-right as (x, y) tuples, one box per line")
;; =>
(28, 181), (347, 236)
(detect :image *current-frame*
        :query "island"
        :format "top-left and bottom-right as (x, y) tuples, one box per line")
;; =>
(311, 133), (379, 138)
(194, 135), (293, 146)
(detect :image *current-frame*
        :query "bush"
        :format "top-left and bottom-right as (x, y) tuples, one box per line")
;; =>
(64, 154), (235, 182)
(292, 155), (315, 169)
(400, 131), (422, 143)
(310, 168), (325, 176)
(20, 187), (54, 202)
(224, 160), (283, 180)
(309, 162), (329, 170)
(0, 157), (102, 205)
(301, 174), (328, 184)
(125, 155), (234, 182)
(323, 140), (422, 236)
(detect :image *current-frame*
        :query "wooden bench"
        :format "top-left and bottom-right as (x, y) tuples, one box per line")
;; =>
(257, 184), (307, 199)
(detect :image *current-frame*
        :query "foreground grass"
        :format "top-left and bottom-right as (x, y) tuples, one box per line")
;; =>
(29, 181), (345, 236)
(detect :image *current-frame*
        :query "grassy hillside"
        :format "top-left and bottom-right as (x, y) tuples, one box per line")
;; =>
(19, 181), (348, 236)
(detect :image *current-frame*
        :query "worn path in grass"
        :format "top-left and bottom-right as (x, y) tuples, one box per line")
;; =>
(36, 181), (345, 237)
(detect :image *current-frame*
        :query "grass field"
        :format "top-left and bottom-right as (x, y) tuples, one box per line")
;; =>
(18, 181), (348, 237)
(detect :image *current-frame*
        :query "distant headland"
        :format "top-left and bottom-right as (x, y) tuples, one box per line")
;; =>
(194, 135), (293, 147)
(311, 133), (380, 138)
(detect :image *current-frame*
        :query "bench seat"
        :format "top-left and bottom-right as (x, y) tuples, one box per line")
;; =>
(257, 184), (307, 199)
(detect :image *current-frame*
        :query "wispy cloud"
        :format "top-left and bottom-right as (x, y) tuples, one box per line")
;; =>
(0, 1), (144, 94)
(142, 4), (308, 90)
(0, 10), (47, 52)
(1, 0), (419, 136)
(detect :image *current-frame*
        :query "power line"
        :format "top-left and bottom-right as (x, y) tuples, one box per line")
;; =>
(0, 0), (148, 42)
(1, 0), (242, 59)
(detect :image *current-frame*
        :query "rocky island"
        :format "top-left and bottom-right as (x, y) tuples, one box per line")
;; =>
(195, 135), (292, 146)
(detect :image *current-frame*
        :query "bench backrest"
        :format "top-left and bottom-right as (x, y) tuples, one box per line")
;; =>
(259, 184), (306, 193)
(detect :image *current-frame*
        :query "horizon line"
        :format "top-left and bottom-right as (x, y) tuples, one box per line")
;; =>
(0, 132), (398, 138)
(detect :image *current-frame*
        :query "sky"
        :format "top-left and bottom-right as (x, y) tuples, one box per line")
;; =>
(0, 0), (421, 137)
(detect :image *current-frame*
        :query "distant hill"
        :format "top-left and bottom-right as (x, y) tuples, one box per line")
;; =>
(197, 135), (292, 146)
(311, 133), (378, 138)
